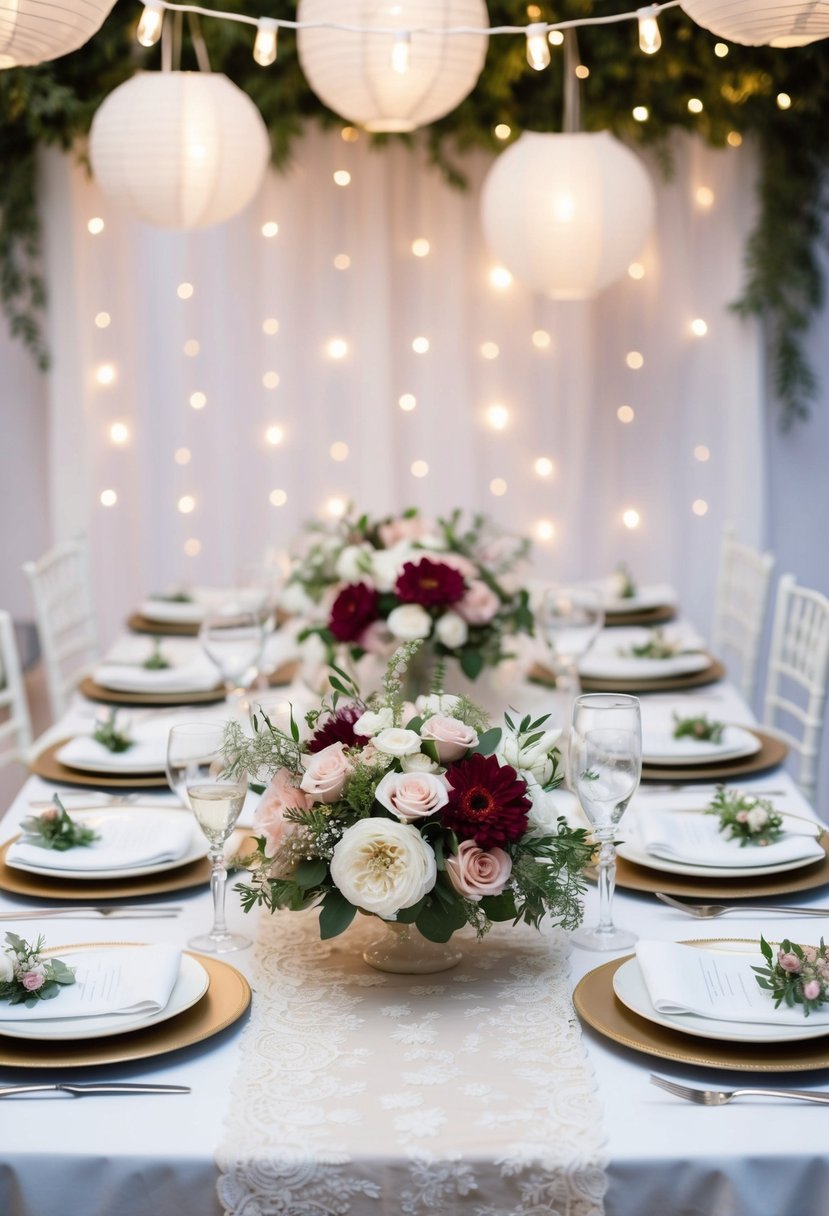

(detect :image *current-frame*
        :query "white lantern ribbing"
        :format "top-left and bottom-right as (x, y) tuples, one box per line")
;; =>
(89, 72), (271, 230)
(0, 0), (118, 69)
(680, 0), (829, 46)
(297, 0), (489, 133)
(480, 131), (656, 301)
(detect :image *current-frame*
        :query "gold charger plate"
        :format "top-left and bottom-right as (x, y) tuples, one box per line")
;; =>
(610, 841), (829, 899)
(580, 657), (726, 694)
(0, 840), (211, 899)
(0, 948), (251, 1068)
(604, 604), (677, 628)
(127, 612), (200, 638)
(79, 675), (226, 707)
(29, 739), (169, 789)
(267, 660), (300, 687)
(573, 949), (829, 1072)
(640, 730), (787, 783)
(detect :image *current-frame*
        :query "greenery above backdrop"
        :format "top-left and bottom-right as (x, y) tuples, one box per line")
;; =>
(1, 0), (828, 425)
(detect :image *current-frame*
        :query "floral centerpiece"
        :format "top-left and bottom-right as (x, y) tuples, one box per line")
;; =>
(225, 643), (591, 971)
(280, 507), (534, 684)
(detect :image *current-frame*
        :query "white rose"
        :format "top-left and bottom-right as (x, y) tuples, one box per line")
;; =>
(497, 728), (562, 786)
(416, 693), (461, 717)
(747, 806), (769, 832)
(336, 543), (375, 583)
(387, 603), (432, 641)
(371, 543), (413, 592)
(400, 752), (441, 774)
(374, 771), (449, 821)
(0, 951), (13, 983)
(434, 611), (468, 650)
(354, 707), (394, 737)
(280, 583), (319, 618)
(373, 727), (423, 757)
(330, 819), (437, 918)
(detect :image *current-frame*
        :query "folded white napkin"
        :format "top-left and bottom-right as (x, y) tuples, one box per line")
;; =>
(93, 657), (221, 694)
(8, 810), (196, 872)
(0, 944), (181, 1022)
(634, 803), (824, 868)
(636, 939), (829, 1027)
(579, 651), (710, 680)
(140, 586), (268, 625)
(139, 598), (207, 625)
(602, 582), (677, 613)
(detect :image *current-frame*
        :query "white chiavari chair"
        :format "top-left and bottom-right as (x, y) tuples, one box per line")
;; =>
(23, 536), (100, 721)
(0, 610), (33, 771)
(712, 525), (775, 708)
(762, 574), (829, 806)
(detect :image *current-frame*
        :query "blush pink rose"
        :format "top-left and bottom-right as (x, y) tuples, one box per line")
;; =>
(254, 768), (313, 856)
(804, 979), (822, 1001)
(300, 741), (351, 803)
(456, 579), (500, 625)
(435, 551), (477, 580)
(358, 619), (396, 656)
(420, 715), (478, 763)
(445, 839), (512, 901)
(378, 515), (433, 548)
(374, 770), (449, 822)
(779, 951), (802, 973)
(22, 971), (45, 991)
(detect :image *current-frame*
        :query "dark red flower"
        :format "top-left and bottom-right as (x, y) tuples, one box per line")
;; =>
(441, 753), (531, 849)
(395, 558), (465, 608)
(329, 583), (380, 642)
(307, 705), (365, 753)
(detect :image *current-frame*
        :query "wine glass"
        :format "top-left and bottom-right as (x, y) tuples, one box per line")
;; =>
(166, 722), (250, 954)
(538, 586), (604, 702)
(199, 608), (265, 704)
(568, 693), (642, 952)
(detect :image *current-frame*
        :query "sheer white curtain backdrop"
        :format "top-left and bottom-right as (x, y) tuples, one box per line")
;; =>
(38, 127), (765, 643)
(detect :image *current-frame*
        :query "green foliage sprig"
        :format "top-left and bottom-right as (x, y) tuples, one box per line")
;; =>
(143, 639), (171, 670)
(753, 936), (829, 1016)
(0, 1), (825, 424)
(624, 629), (686, 659)
(19, 795), (100, 851)
(92, 708), (133, 753)
(0, 932), (76, 1006)
(706, 785), (784, 846)
(672, 713), (725, 743)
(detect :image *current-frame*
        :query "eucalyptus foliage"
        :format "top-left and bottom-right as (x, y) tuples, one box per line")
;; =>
(1, 0), (827, 423)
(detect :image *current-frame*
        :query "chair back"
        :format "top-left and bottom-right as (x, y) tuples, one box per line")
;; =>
(712, 526), (775, 707)
(762, 574), (829, 806)
(0, 609), (33, 769)
(23, 536), (100, 720)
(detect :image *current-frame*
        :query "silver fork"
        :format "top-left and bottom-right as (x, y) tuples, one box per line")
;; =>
(655, 892), (829, 918)
(650, 1074), (829, 1106)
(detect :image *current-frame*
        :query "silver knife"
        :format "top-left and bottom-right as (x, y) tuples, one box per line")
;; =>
(0, 1083), (190, 1097)
(0, 906), (182, 920)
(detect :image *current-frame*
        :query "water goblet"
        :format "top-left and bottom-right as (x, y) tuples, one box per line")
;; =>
(199, 607), (265, 704)
(568, 693), (642, 952)
(538, 585), (604, 702)
(166, 722), (250, 954)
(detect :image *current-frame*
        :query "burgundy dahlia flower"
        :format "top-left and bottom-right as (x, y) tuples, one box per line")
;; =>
(441, 753), (531, 849)
(395, 558), (466, 608)
(329, 583), (380, 642)
(306, 705), (366, 753)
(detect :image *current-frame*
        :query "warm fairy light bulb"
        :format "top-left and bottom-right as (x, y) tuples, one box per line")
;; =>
(637, 6), (661, 53)
(253, 18), (278, 67)
(391, 30), (410, 74)
(486, 403), (510, 430)
(535, 518), (556, 542)
(109, 422), (130, 444)
(534, 456), (555, 477)
(137, 0), (164, 47)
(692, 499), (709, 516)
(622, 508), (641, 530)
(490, 478), (507, 497)
(327, 496), (347, 518)
(526, 23), (551, 70)
(100, 489), (118, 507)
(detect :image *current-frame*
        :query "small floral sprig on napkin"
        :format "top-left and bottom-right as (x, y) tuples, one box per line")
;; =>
(19, 795), (100, 852)
(672, 713), (725, 743)
(143, 639), (171, 670)
(150, 590), (193, 603)
(753, 936), (829, 1017)
(706, 786), (784, 847)
(623, 629), (686, 660)
(612, 563), (637, 600)
(92, 709), (133, 753)
(0, 932), (76, 1006)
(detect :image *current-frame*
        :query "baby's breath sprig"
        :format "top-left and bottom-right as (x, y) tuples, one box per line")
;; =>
(384, 639), (424, 725)
(753, 936), (829, 1016)
(707, 786), (784, 847)
(672, 713), (725, 743)
(19, 795), (99, 852)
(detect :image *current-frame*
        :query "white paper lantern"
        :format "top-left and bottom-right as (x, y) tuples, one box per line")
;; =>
(480, 131), (656, 301)
(297, 0), (489, 133)
(89, 72), (271, 230)
(0, 0), (118, 69)
(680, 0), (829, 46)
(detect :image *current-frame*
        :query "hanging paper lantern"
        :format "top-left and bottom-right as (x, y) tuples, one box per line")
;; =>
(0, 0), (118, 69)
(680, 0), (829, 46)
(480, 131), (656, 301)
(297, 0), (489, 133)
(89, 72), (271, 230)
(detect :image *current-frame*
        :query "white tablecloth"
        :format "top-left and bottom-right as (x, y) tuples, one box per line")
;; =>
(0, 676), (827, 1216)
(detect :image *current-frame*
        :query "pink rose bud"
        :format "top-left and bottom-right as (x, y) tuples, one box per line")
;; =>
(254, 767), (313, 856)
(736, 810), (749, 823)
(456, 579), (501, 626)
(779, 951), (802, 973)
(803, 979), (822, 1001)
(21, 971), (45, 991)
(420, 716), (479, 763)
(445, 839), (512, 902)
(40, 807), (60, 822)
(300, 741), (351, 803)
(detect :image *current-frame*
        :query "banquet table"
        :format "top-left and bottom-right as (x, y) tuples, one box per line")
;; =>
(1, 658), (828, 1216)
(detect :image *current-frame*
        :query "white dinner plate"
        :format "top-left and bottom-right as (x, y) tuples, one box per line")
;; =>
(612, 947), (829, 1045)
(4, 807), (207, 881)
(579, 651), (711, 680)
(602, 584), (677, 614)
(616, 812), (822, 878)
(0, 948), (209, 1042)
(54, 743), (167, 776)
(642, 725), (762, 766)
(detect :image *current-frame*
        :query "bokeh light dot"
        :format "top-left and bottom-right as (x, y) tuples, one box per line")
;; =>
(261, 221), (279, 238)
(174, 447), (191, 465)
(184, 538), (201, 557)
(96, 363), (116, 386)
(622, 508), (641, 530)
(617, 405), (635, 423)
(399, 393), (416, 412)
(265, 424), (284, 446)
(486, 403), (510, 431)
(330, 441), (349, 461)
(87, 217), (105, 235)
(625, 351), (644, 370)
(480, 341), (500, 360)
(94, 311), (111, 329)
(269, 489), (288, 507)
(490, 477), (507, 497)
(177, 282), (194, 300)
(489, 266), (513, 290)
(109, 422), (130, 444)
(178, 495), (196, 514)
(628, 262), (645, 280)
(411, 460), (429, 478)
(334, 253), (351, 270)
(695, 185), (715, 208)
(534, 456), (555, 477)
(694, 444), (711, 462)
(691, 318), (708, 336)
(262, 318), (280, 335)
(183, 339), (200, 356)
(494, 123), (511, 140)
(692, 499), (709, 516)
(411, 238), (431, 257)
(99, 488), (117, 507)
(189, 391), (207, 410)
(327, 496), (347, 517)
(412, 336), (430, 354)
(327, 338), (349, 359)
(535, 518), (556, 541)
(532, 329), (552, 350)
(632, 105), (649, 122)
(263, 371), (280, 389)
(333, 170), (351, 187)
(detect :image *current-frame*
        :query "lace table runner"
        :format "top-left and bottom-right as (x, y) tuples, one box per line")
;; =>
(217, 911), (607, 1216)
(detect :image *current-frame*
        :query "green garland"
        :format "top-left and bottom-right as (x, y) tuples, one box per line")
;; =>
(1, 0), (827, 425)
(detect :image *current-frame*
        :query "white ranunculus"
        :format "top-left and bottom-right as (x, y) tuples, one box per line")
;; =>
(336, 543), (375, 583)
(434, 611), (468, 650)
(747, 806), (769, 832)
(371, 542), (414, 592)
(373, 727), (423, 757)
(387, 603), (432, 641)
(330, 818), (437, 917)
(0, 951), (14, 983)
(497, 728), (562, 786)
(354, 707), (394, 737)
(400, 752), (441, 774)
(416, 693), (461, 717)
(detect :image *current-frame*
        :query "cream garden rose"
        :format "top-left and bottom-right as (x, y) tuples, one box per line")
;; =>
(400, 752), (441, 774)
(445, 840), (512, 901)
(300, 741), (351, 803)
(387, 603), (432, 641)
(354, 707), (394, 737)
(374, 770), (449, 822)
(373, 727), (423, 758)
(434, 611), (468, 650)
(420, 715), (478, 762)
(329, 819), (437, 918)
